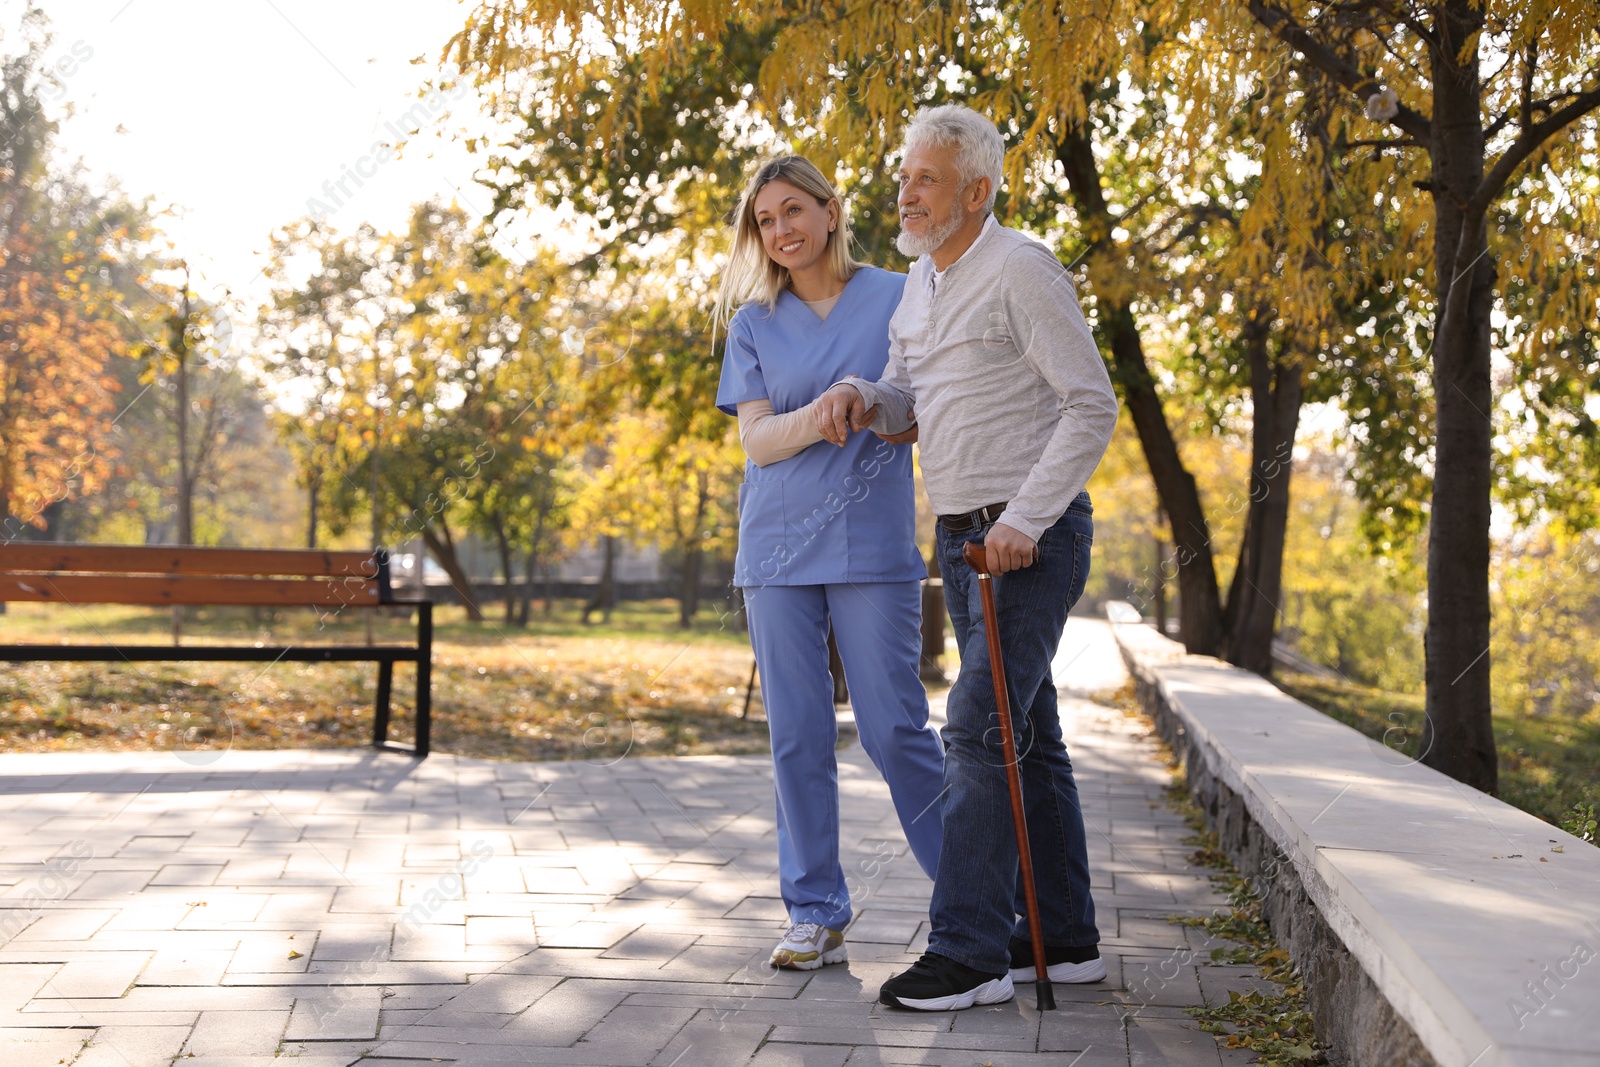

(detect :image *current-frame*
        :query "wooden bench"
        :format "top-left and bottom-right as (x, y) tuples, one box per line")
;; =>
(0, 544), (432, 757)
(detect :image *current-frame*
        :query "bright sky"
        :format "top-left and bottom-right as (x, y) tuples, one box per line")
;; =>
(8, 0), (497, 315)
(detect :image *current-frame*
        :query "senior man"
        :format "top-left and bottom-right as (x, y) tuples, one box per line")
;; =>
(815, 104), (1118, 1011)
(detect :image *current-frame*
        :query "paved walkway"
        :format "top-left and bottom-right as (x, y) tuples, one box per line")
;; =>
(0, 621), (1258, 1066)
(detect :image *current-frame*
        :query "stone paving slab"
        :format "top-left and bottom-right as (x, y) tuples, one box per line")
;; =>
(0, 620), (1245, 1065)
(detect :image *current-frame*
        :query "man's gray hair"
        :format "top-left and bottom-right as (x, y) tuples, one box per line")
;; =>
(903, 104), (1005, 212)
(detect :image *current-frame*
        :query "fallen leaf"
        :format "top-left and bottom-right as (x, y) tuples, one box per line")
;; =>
(288, 950), (304, 959)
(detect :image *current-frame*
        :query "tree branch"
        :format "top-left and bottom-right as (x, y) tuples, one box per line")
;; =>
(1247, 0), (1433, 141)
(1483, 89), (1593, 144)
(1521, 44), (1537, 137)
(1148, 203), (1238, 256)
(1366, 0), (1439, 50)
(1477, 44), (1520, 94)
(1474, 81), (1600, 215)
(1484, 107), (1516, 142)
(1342, 137), (1420, 149)
(1369, 18), (1431, 85)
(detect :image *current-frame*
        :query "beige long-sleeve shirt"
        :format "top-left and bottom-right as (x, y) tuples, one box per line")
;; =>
(736, 398), (824, 466)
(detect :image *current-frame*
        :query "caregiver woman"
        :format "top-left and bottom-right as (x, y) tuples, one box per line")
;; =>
(715, 155), (947, 971)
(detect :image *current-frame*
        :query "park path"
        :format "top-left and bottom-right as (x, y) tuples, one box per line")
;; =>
(0, 620), (1261, 1066)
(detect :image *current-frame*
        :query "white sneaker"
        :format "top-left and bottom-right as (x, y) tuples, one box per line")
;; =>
(1007, 957), (1108, 983)
(1006, 937), (1107, 983)
(769, 921), (847, 970)
(879, 951), (1015, 1011)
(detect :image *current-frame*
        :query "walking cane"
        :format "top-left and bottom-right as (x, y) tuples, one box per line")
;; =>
(741, 659), (758, 720)
(962, 541), (1056, 1011)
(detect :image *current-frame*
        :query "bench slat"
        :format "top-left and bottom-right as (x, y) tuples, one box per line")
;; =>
(0, 644), (421, 662)
(0, 574), (380, 607)
(0, 544), (379, 578)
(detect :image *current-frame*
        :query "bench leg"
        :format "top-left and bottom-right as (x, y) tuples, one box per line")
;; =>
(415, 602), (432, 758)
(374, 659), (394, 749)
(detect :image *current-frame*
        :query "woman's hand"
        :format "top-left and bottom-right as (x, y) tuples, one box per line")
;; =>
(815, 383), (877, 445)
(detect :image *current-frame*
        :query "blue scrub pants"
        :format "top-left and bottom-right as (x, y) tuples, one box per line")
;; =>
(744, 580), (946, 930)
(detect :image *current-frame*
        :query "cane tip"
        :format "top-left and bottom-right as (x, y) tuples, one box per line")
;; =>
(1036, 979), (1056, 1011)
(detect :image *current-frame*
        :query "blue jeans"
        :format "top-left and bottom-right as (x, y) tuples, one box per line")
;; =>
(927, 494), (1099, 973)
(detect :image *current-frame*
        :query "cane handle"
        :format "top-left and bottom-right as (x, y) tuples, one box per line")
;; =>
(961, 541), (990, 576)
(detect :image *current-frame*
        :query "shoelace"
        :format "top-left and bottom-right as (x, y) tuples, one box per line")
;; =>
(786, 921), (822, 943)
(908, 951), (964, 978)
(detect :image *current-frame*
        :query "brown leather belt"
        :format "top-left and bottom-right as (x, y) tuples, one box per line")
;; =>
(937, 502), (1008, 533)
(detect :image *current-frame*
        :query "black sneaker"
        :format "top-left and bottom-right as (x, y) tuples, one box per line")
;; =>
(879, 951), (1014, 1011)
(1007, 936), (1106, 983)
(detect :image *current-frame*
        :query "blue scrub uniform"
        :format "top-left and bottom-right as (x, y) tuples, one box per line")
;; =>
(717, 266), (946, 931)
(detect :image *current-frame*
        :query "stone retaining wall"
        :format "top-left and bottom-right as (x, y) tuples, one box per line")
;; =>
(1135, 672), (1436, 1066)
(1110, 609), (1600, 1067)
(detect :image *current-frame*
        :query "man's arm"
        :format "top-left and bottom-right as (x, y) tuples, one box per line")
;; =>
(992, 244), (1119, 544)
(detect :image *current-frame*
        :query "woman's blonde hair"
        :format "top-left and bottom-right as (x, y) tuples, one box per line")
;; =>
(713, 155), (861, 327)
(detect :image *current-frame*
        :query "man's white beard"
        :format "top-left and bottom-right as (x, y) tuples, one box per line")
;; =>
(896, 199), (965, 259)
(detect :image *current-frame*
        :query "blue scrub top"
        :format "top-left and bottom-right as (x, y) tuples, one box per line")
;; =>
(717, 266), (926, 588)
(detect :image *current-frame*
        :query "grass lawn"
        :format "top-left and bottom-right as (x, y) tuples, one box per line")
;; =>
(1276, 672), (1600, 840)
(0, 598), (776, 762)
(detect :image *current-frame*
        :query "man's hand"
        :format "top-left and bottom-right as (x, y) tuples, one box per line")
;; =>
(876, 419), (918, 444)
(815, 383), (876, 446)
(984, 521), (1038, 574)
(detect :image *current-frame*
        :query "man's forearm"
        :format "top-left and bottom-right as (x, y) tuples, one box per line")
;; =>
(841, 379), (916, 435)
(1002, 394), (1119, 542)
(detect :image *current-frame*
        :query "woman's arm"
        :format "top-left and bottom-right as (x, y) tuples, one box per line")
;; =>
(737, 398), (827, 466)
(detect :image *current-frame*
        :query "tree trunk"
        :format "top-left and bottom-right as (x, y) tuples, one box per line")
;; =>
(678, 471), (709, 628)
(1236, 0), (1527, 791)
(421, 524), (484, 622)
(170, 291), (194, 643)
(679, 546), (703, 628)
(517, 548), (535, 627)
(174, 295), (193, 548)
(306, 472), (320, 549)
(518, 499), (549, 627)
(583, 536), (617, 625)
(490, 511), (516, 625)
(1056, 128), (1224, 654)
(1152, 528), (1168, 636)
(1223, 316), (1303, 675)
(0, 284), (16, 541)
(1420, 0), (1497, 792)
